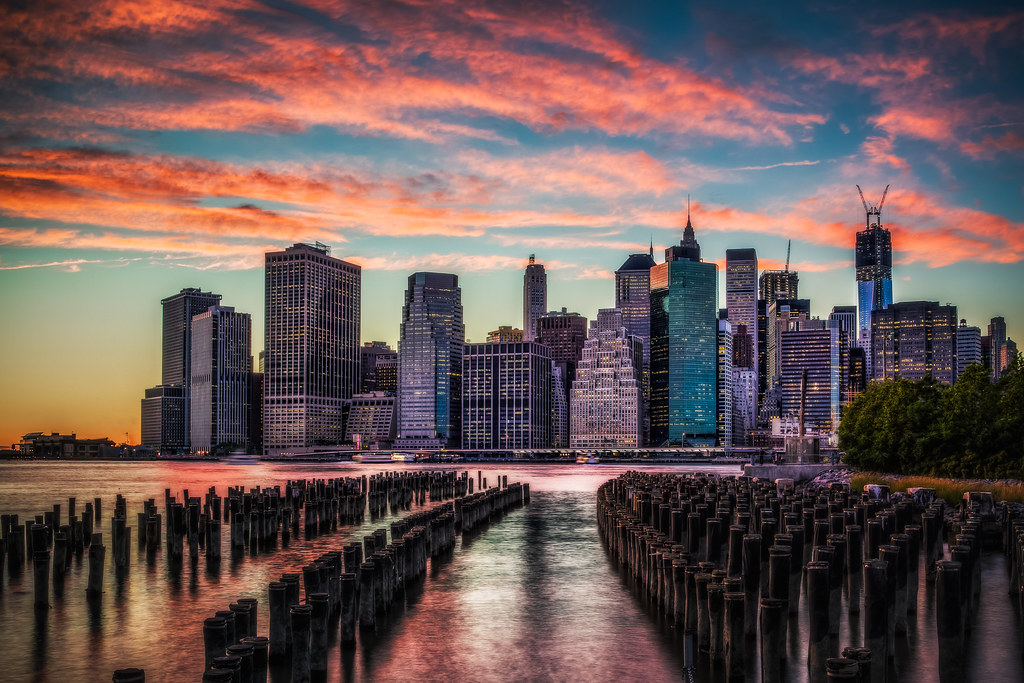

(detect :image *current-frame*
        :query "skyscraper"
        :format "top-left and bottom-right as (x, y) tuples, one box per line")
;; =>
(759, 270), (799, 305)
(190, 305), (252, 453)
(765, 299), (813, 385)
(779, 327), (845, 433)
(870, 301), (957, 384)
(616, 249), (657, 445)
(855, 188), (894, 340)
(570, 309), (642, 448)
(159, 287), (221, 447)
(650, 212), (719, 446)
(989, 316), (1007, 379)
(463, 341), (552, 449)
(956, 319), (982, 380)
(726, 249), (758, 380)
(397, 272), (464, 448)
(523, 255), (547, 342)
(264, 243), (361, 454)
(716, 319), (734, 447)
(536, 308), (588, 421)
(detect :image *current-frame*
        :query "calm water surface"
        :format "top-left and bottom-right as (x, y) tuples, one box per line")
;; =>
(0, 461), (1021, 682)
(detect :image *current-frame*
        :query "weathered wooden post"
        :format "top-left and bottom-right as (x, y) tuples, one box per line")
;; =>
(268, 582), (288, 661)
(111, 668), (145, 682)
(760, 597), (785, 683)
(87, 532), (105, 597)
(203, 616), (228, 670)
(742, 534), (761, 636)
(863, 559), (889, 681)
(936, 560), (964, 683)
(290, 603), (312, 683)
(723, 591), (745, 681)
(807, 560), (831, 680)
(309, 592), (329, 674)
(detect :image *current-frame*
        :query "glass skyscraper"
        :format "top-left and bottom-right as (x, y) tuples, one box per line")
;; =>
(264, 243), (361, 454)
(650, 215), (719, 446)
(397, 272), (464, 448)
(726, 248), (758, 380)
(856, 208), (893, 338)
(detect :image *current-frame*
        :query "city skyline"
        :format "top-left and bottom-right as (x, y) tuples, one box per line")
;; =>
(1, 1), (1022, 446)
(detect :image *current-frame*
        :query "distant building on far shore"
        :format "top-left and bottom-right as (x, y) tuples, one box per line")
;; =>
(17, 432), (117, 458)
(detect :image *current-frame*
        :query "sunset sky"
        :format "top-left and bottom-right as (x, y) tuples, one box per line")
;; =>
(1, 0), (1022, 447)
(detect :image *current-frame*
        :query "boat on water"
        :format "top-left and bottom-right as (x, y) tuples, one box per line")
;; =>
(351, 453), (396, 463)
(576, 454), (600, 464)
(225, 450), (260, 465)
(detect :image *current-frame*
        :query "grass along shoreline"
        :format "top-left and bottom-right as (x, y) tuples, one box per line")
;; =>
(850, 472), (1024, 506)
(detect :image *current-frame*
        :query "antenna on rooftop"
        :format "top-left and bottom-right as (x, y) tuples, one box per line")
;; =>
(856, 184), (890, 228)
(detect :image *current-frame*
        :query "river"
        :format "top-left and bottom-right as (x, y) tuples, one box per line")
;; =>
(0, 461), (1020, 682)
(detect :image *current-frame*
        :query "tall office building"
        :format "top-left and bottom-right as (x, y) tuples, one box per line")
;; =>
(870, 301), (957, 384)
(397, 272), (464, 448)
(829, 306), (857, 339)
(956, 320), (982, 380)
(989, 316), (1008, 379)
(157, 287), (222, 447)
(264, 243), (361, 454)
(551, 363), (568, 448)
(855, 192), (894, 339)
(523, 255), (547, 342)
(462, 341), (552, 450)
(140, 385), (186, 452)
(190, 305), (252, 453)
(569, 309), (642, 448)
(726, 249), (758, 380)
(616, 249), (657, 445)
(536, 308), (588, 421)
(345, 392), (396, 446)
(716, 320), (734, 447)
(360, 341), (397, 394)
(759, 270), (799, 305)
(732, 368), (758, 446)
(846, 347), (866, 403)
(650, 212), (719, 446)
(779, 327), (845, 433)
(374, 355), (398, 395)
(766, 299), (813, 384)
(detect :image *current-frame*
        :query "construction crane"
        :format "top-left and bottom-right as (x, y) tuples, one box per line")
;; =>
(857, 184), (890, 228)
(784, 239), (791, 272)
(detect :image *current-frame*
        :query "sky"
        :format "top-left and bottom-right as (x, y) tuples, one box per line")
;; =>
(1, 0), (1022, 447)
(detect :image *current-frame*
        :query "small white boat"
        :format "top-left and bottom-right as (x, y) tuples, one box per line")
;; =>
(351, 453), (396, 463)
(225, 450), (259, 465)
(576, 454), (600, 464)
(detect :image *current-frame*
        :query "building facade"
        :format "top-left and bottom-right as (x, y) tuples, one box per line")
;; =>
(759, 270), (799, 305)
(732, 368), (758, 446)
(345, 392), (396, 446)
(154, 287), (221, 449)
(650, 215), (719, 446)
(616, 250), (657, 445)
(726, 249), (758, 382)
(190, 305), (252, 453)
(462, 341), (552, 450)
(397, 272), (464, 448)
(569, 309), (642, 448)
(870, 301), (957, 384)
(487, 326), (524, 343)
(523, 255), (547, 342)
(360, 341), (397, 394)
(716, 319), (733, 447)
(140, 385), (186, 452)
(956, 320), (982, 380)
(264, 243), (361, 454)
(779, 328), (845, 433)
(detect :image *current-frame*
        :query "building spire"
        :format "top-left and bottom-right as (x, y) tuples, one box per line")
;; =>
(649, 236), (654, 258)
(683, 195), (696, 246)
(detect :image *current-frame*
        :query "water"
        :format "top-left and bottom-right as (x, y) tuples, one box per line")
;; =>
(1, 461), (1021, 682)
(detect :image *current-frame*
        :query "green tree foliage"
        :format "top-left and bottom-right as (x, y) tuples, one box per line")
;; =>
(839, 357), (1024, 479)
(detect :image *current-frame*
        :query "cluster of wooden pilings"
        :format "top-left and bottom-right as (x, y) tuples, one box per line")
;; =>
(198, 480), (529, 683)
(596, 472), (1020, 683)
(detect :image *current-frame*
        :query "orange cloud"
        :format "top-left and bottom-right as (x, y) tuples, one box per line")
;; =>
(0, 0), (824, 145)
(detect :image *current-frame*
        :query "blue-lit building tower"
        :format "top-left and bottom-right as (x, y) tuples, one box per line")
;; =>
(650, 212), (719, 446)
(855, 187), (893, 341)
(396, 272), (464, 448)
